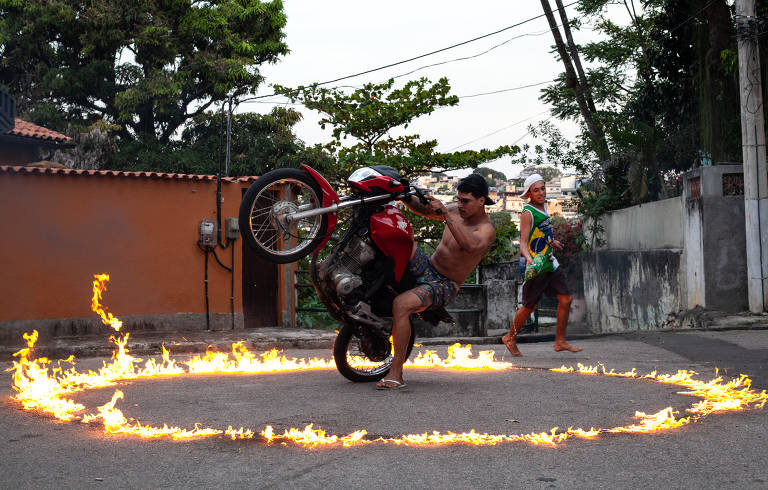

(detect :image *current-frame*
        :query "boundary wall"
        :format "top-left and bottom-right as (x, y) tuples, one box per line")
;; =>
(584, 165), (748, 333)
(0, 166), (288, 348)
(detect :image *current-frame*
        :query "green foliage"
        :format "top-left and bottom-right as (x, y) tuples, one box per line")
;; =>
(108, 107), (333, 175)
(532, 0), (740, 222)
(0, 0), (288, 145)
(482, 212), (519, 265)
(274, 77), (519, 184)
(472, 166), (507, 186)
(511, 121), (597, 176)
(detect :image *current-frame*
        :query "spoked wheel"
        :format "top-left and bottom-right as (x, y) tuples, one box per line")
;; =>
(239, 168), (329, 264)
(333, 322), (416, 383)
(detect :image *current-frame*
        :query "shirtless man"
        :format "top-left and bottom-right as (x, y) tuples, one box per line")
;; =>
(376, 174), (497, 390)
(502, 173), (582, 357)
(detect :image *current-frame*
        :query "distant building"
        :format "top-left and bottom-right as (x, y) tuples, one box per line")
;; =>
(545, 177), (561, 197)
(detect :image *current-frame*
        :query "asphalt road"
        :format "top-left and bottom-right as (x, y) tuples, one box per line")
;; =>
(1, 330), (767, 489)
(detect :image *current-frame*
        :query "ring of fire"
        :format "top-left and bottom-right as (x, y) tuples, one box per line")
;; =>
(7, 274), (768, 448)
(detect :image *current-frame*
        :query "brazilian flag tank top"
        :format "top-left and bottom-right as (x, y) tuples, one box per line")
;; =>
(522, 203), (559, 278)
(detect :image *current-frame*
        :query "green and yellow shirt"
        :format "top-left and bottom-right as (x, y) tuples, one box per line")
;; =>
(521, 203), (558, 279)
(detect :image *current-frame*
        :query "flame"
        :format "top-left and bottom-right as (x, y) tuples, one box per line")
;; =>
(91, 274), (122, 331)
(6, 273), (768, 447)
(408, 343), (508, 370)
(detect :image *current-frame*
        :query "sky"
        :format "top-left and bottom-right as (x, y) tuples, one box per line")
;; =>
(239, 1), (599, 179)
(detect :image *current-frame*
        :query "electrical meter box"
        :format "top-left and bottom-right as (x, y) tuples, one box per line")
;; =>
(198, 219), (217, 247)
(226, 217), (240, 239)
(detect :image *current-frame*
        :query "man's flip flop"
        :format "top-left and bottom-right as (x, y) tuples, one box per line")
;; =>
(376, 379), (407, 390)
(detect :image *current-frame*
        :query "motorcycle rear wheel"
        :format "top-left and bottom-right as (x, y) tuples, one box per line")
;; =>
(239, 168), (329, 264)
(333, 322), (415, 383)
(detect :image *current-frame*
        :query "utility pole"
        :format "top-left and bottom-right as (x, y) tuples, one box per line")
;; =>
(736, 0), (768, 312)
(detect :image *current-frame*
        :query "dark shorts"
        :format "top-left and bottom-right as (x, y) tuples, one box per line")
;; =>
(407, 247), (460, 308)
(521, 267), (570, 309)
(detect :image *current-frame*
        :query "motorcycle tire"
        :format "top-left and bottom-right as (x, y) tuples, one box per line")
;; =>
(333, 322), (416, 383)
(239, 168), (329, 264)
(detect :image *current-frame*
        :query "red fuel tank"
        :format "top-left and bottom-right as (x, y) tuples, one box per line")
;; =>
(369, 205), (414, 283)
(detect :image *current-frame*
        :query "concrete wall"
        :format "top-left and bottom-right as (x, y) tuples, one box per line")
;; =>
(478, 262), (517, 332)
(584, 250), (682, 332)
(683, 165), (748, 312)
(598, 197), (684, 250)
(0, 167), (284, 345)
(584, 165), (748, 333)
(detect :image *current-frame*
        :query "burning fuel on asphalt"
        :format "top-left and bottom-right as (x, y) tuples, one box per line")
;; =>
(6, 274), (767, 448)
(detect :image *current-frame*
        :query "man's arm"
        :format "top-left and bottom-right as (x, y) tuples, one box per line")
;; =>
(519, 210), (533, 265)
(428, 199), (495, 254)
(403, 194), (457, 220)
(444, 212), (496, 254)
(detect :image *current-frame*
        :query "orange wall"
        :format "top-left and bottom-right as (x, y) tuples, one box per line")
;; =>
(0, 171), (247, 322)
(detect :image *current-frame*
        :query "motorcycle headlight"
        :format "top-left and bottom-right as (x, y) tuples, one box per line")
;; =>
(347, 167), (382, 183)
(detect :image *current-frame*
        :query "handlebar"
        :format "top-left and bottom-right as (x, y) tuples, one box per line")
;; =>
(286, 187), (444, 223)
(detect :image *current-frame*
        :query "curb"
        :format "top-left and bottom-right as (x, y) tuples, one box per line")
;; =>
(3, 323), (767, 361)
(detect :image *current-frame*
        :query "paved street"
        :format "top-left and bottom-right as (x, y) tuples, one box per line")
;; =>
(1, 329), (767, 489)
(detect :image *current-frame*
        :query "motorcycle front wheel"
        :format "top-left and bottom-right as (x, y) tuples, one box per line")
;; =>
(333, 322), (416, 383)
(239, 168), (329, 264)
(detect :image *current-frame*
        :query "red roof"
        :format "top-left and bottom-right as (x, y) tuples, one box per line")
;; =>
(0, 164), (259, 183)
(5, 118), (72, 143)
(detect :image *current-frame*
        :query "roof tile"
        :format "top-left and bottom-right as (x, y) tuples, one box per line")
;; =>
(0, 165), (259, 183)
(6, 118), (72, 143)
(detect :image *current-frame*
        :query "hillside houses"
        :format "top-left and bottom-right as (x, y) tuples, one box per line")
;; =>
(416, 171), (584, 229)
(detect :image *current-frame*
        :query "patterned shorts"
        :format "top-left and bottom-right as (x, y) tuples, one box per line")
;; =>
(406, 247), (460, 308)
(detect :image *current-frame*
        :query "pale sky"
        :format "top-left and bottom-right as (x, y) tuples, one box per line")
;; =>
(239, 1), (598, 179)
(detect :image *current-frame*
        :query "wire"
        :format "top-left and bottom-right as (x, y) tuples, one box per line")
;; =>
(668, 0), (718, 34)
(448, 110), (552, 151)
(243, 80), (555, 108)
(385, 26), (560, 82)
(459, 81), (554, 99)
(238, 1), (580, 103)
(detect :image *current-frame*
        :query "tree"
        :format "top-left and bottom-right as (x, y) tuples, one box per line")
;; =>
(521, 164), (562, 182)
(482, 212), (519, 265)
(540, 0), (610, 161)
(472, 166), (507, 186)
(511, 121), (596, 174)
(110, 106), (333, 176)
(274, 77), (518, 183)
(0, 0), (288, 146)
(538, 0), (740, 210)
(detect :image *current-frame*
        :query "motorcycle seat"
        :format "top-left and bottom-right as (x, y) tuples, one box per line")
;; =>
(417, 305), (456, 325)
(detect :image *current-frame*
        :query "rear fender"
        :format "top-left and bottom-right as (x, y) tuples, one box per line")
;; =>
(300, 164), (339, 253)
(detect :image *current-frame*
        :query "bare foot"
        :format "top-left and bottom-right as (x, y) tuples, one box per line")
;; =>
(502, 333), (522, 356)
(553, 342), (582, 353)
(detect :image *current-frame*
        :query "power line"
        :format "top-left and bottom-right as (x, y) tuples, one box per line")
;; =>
(386, 27), (557, 82)
(243, 80), (555, 107)
(238, 1), (579, 103)
(459, 81), (554, 99)
(449, 110), (552, 151)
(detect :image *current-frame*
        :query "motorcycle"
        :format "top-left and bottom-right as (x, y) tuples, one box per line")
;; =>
(238, 164), (454, 382)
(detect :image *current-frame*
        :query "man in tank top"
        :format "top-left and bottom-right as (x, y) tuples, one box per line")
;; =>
(502, 173), (582, 357)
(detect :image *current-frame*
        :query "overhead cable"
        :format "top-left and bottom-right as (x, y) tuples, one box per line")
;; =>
(449, 110), (552, 150)
(239, 1), (579, 103)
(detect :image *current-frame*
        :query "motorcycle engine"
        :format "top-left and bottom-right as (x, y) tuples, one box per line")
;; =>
(328, 236), (376, 297)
